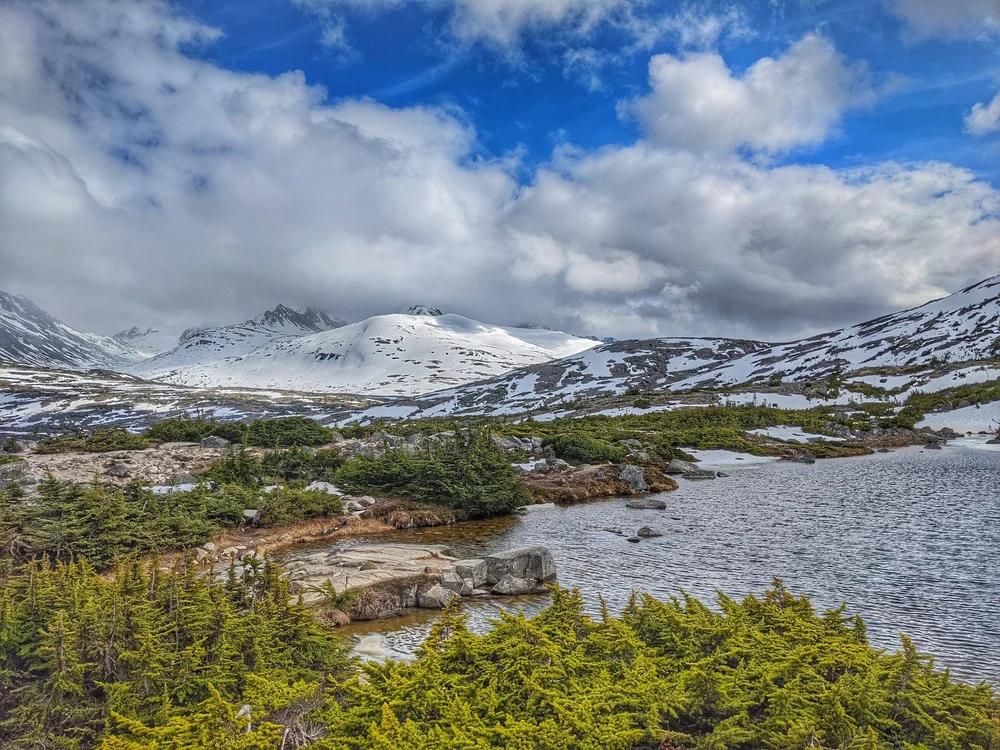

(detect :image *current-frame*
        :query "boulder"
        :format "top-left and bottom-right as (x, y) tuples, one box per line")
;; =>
(440, 570), (473, 596)
(485, 547), (557, 586)
(0, 460), (27, 488)
(665, 459), (699, 475)
(194, 547), (211, 563)
(105, 464), (131, 478)
(626, 537), (641, 543)
(453, 558), (488, 588)
(243, 509), (261, 523)
(546, 458), (571, 472)
(716, 471), (730, 478)
(2, 439), (26, 454)
(417, 584), (459, 609)
(491, 435), (520, 451)
(787, 453), (816, 464)
(200, 436), (231, 449)
(926, 443), (943, 450)
(621, 439), (642, 448)
(987, 439), (1000, 445)
(682, 470), (716, 481)
(619, 465), (648, 492)
(637, 527), (663, 538)
(626, 499), (667, 510)
(203, 542), (218, 553)
(492, 574), (540, 595)
(632, 451), (650, 461)
(603, 527), (624, 535)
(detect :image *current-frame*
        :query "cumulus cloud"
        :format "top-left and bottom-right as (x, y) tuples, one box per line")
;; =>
(965, 91), (1000, 135)
(1, 0), (999, 343)
(889, 0), (1000, 38)
(627, 34), (873, 153)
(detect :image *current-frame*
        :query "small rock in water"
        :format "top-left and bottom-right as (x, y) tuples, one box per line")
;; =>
(636, 527), (663, 538)
(682, 470), (716, 480)
(626, 499), (667, 510)
(716, 471), (729, 478)
(603, 527), (624, 535)
(664, 459), (699, 475)
(626, 537), (641, 543)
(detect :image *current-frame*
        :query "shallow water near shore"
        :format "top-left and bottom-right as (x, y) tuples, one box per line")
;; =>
(280, 439), (1000, 683)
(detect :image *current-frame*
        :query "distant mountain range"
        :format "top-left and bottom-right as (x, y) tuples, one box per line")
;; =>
(1, 276), (998, 411)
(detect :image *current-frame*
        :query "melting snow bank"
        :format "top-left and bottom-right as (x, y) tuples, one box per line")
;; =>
(917, 402), (1000, 435)
(686, 450), (780, 469)
(749, 426), (845, 443)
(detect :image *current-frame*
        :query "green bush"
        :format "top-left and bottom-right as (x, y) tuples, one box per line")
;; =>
(335, 431), (529, 517)
(261, 446), (343, 483)
(257, 487), (343, 526)
(246, 417), (334, 447)
(544, 433), (627, 463)
(35, 428), (149, 454)
(145, 416), (248, 443)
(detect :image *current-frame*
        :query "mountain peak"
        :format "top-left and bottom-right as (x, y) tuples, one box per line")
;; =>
(403, 305), (443, 316)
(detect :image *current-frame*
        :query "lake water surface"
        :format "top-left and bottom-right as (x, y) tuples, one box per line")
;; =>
(283, 439), (1000, 684)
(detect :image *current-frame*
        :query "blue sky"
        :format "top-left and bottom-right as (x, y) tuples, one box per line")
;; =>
(174, 0), (1000, 181)
(1, 0), (998, 339)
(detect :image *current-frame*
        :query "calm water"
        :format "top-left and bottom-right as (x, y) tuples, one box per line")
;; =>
(283, 439), (1000, 683)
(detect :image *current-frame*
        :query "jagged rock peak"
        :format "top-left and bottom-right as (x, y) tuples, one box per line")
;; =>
(403, 305), (444, 316)
(114, 326), (159, 342)
(254, 304), (345, 331)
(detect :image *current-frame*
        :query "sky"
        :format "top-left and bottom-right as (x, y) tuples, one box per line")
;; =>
(0, 0), (999, 342)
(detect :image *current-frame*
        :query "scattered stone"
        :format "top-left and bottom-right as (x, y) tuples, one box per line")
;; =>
(619, 465), (649, 492)
(453, 558), (488, 588)
(632, 450), (650, 461)
(485, 546), (557, 586)
(626, 537), (641, 543)
(682, 470), (716, 481)
(603, 527), (624, 535)
(664, 459), (699, 475)
(546, 458), (571, 472)
(220, 547), (241, 558)
(194, 548), (210, 563)
(626, 499), (667, 510)
(716, 471), (730, 478)
(440, 570), (473, 596)
(200, 436), (231, 449)
(105, 463), (130, 478)
(417, 584), (459, 609)
(203, 542), (218, 553)
(492, 574), (540, 595)
(357, 495), (376, 507)
(637, 527), (663, 538)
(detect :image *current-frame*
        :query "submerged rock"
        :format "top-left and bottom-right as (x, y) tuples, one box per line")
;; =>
(637, 527), (663, 538)
(626, 499), (667, 510)
(665, 459), (699, 475)
(682, 470), (716, 481)
(417, 584), (459, 609)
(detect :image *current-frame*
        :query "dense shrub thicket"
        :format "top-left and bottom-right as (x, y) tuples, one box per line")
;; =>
(19, 579), (987, 750)
(36, 428), (150, 454)
(334, 430), (530, 517)
(0, 559), (351, 749)
(0, 478), (341, 569)
(199, 445), (344, 486)
(544, 433), (627, 463)
(144, 416), (336, 448)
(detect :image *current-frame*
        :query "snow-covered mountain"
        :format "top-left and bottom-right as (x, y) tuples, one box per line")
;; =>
(131, 312), (598, 396)
(113, 327), (180, 358)
(345, 275), (1000, 420)
(0, 291), (141, 370)
(130, 304), (346, 381)
(674, 275), (1000, 389)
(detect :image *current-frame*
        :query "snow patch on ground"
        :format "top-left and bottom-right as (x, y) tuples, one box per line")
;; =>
(916, 402), (1000, 434)
(686, 450), (780, 468)
(749, 426), (845, 443)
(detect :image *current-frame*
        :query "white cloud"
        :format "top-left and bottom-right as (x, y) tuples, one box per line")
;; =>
(626, 34), (873, 153)
(1, 0), (998, 342)
(965, 91), (1000, 135)
(889, 0), (1000, 38)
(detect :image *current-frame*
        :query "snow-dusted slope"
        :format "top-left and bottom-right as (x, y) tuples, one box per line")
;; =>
(0, 292), (141, 369)
(113, 327), (181, 358)
(130, 304), (345, 379)
(674, 275), (1000, 389)
(133, 312), (597, 396)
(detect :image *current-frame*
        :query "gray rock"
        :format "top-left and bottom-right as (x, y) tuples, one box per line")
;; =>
(987, 439), (1000, 445)
(203, 542), (218, 552)
(716, 472), (730, 478)
(632, 451), (650, 461)
(243, 509), (261, 523)
(357, 495), (376, 507)
(485, 546), (557, 586)
(621, 439), (642, 448)
(492, 574), (540, 595)
(105, 464), (131, 478)
(417, 584), (459, 609)
(926, 443), (943, 450)
(619, 465), (648, 492)
(626, 537), (641, 543)
(787, 453), (816, 464)
(0, 460), (27, 487)
(174, 473), (199, 485)
(603, 527), (624, 535)
(682, 470), (716, 480)
(453, 558), (488, 588)
(440, 570), (473, 596)
(491, 435), (520, 451)
(665, 459), (699, 475)
(546, 457), (571, 471)
(200, 436), (231, 449)
(194, 548), (210, 563)
(626, 499), (667, 510)
(2, 439), (26, 454)
(637, 527), (663, 538)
